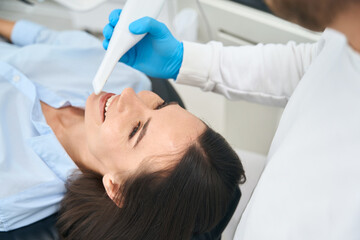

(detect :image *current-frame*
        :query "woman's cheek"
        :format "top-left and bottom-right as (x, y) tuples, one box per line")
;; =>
(101, 125), (128, 150)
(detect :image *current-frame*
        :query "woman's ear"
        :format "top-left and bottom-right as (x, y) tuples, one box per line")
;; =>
(102, 173), (121, 202)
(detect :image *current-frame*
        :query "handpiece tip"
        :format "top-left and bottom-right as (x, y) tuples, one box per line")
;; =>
(92, 76), (105, 95)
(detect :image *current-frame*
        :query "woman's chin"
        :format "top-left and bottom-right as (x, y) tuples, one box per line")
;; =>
(84, 94), (100, 131)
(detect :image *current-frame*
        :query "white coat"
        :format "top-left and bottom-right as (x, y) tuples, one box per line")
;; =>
(177, 28), (360, 240)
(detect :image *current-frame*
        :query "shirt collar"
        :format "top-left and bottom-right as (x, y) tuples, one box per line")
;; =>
(0, 62), (78, 181)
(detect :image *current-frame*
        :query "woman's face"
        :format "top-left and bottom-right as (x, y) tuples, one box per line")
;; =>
(85, 88), (206, 176)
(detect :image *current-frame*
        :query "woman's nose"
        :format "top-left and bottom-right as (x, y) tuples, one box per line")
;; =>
(121, 87), (136, 99)
(117, 88), (145, 112)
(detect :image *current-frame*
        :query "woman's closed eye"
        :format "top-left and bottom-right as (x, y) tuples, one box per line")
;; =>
(155, 101), (178, 110)
(129, 122), (141, 139)
(129, 102), (178, 140)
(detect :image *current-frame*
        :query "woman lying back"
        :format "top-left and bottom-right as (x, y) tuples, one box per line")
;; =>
(57, 89), (246, 240)
(0, 18), (245, 240)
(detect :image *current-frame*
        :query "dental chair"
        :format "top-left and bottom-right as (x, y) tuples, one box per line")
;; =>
(0, 77), (241, 240)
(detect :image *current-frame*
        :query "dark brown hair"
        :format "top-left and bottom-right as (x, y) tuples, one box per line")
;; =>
(265, 0), (360, 31)
(57, 127), (246, 240)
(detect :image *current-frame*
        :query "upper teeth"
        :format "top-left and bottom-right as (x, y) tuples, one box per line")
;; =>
(105, 95), (116, 117)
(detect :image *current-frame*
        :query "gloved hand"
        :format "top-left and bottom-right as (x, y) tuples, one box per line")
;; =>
(103, 9), (184, 80)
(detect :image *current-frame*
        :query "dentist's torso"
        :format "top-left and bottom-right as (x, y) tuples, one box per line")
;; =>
(235, 29), (360, 240)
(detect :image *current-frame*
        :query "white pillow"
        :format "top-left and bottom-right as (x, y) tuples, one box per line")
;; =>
(222, 149), (267, 240)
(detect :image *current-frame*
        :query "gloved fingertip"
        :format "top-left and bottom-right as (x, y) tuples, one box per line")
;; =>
(109, 9), (122, 27)
(129, 21), (143, 34)
(131, 17), (168, 38)
(103, 39), (109, 50)
(103, 24), (113, 40)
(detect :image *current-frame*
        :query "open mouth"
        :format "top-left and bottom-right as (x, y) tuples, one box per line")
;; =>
(100, 93), (116, 122)
(104, 95), (116, 119)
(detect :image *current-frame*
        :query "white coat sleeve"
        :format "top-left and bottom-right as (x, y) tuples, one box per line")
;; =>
(176, 41), (320, 107)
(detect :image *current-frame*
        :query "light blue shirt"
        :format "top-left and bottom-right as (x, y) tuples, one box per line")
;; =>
(0, 20), (151, 231)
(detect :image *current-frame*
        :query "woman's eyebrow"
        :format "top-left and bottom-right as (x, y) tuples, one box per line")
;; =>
(133, 102), (178, 148)
(134, 118), (151, 148)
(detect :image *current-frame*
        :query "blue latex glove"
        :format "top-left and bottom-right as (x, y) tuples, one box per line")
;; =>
(103, 9), (184, 80)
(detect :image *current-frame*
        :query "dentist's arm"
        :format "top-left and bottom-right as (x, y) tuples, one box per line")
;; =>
(178, 41), (319, 107)
(0, 19), (15, 42)
(104, 10), (319, 107)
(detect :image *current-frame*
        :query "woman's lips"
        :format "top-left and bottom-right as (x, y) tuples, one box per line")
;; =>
(99, 93), (115, 122)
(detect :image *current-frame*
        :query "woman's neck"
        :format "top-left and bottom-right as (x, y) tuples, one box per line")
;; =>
(40, 102), (106, 175)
